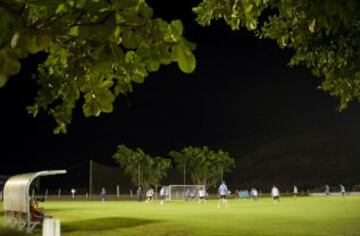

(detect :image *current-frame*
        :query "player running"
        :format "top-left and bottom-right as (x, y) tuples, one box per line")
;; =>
(146, 187), (154, 203)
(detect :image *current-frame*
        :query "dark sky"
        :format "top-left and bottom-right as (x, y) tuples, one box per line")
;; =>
(1, 1), (360, 176)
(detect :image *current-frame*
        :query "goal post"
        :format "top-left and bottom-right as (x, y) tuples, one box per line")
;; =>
(167, 185), (205, 200)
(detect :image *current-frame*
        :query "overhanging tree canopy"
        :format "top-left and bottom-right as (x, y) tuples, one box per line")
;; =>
(0, 0), (196, 133)
(1, 0), (359, 134)
(194, 0), (360, 110)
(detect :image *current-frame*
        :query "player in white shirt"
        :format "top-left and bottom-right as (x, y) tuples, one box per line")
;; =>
(293, 185), (298, 199)
(271, 185), (280, 204)
(198, 187), (206, 204)
(250, 188), (259, 201)
(339, 184), (346, 197)
(146, 188), (154, 203)
(159, 186), (166, 205)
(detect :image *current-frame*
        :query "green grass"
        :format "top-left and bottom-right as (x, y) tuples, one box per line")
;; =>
(1, 196), (360, 236)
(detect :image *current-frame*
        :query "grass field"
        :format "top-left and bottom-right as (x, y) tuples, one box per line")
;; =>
(1, 196), (360, 236)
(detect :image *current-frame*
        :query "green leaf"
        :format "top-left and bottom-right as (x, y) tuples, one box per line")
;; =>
(55, 4), (67, 14)
(36, 34), (52, 50)
(308, 19), (316, 33)
(125, 51), (136, 63)
(137, 0), (153, 19)
(96, 89), (114, 113)
(83, 94), (101, 117)
(173, 43), (196, 73)
(131, 65), (146, 83)
(25, 35), (42, 54)
(243, 2), (254, 14)
(10, 33), (20, 48)
(113, 26), (122, 39)
(75, 0), (87, 9)
(0, 73), (8, 87)
(7, 59), (21, 75)
(245, 18), (257, 30)
(53, 122), (67, 134)
(101, 79), (114, 88)
(122, 27), (142, 49)
(69, 26), (79, 36)
(171, 20), (184, 35)
(146, 60), (160, 72)
(108, 43), (124, 61)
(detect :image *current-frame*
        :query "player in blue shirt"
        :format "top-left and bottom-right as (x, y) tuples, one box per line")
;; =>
(218, 181), (228, 208)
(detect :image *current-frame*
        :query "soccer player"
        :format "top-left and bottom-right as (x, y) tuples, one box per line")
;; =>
(250, 188), (259, 201)
(271, 185), (280, 204)
(199, 187), (206, 204)
(71, 188), (76, 199)
(190, 189), (196, 201)
(184, 189), (190, 202)
(159, 186), (166, 205)
(325, 184), (330, 197)
(136, 186), (143, 201)
(218, 181), (228, 208)
(293, 185), (298, 199)
(100, 187), (106, 202)
(339, 184), (346, 197)
(146, 187), (154, 203)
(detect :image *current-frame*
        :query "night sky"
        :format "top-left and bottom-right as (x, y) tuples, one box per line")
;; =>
(1, 1), (359, 186)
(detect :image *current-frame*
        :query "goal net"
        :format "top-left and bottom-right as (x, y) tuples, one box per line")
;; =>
(167, 185), (205, 200)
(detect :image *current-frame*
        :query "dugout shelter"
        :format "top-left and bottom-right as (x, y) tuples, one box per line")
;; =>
(3, 170), (66, 233)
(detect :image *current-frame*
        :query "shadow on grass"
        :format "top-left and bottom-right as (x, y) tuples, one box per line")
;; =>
(46, 207), (78, 213)
(0, 228), (30, 236)
(62, 217), (159, 232)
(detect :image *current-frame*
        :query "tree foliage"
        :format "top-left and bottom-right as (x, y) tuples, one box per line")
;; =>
(2, 1), (359, 135)
(0, 0), (196, 133)
(194, 0), (360, 110)
(169, 146), (235, 189)
(113, 144), (171, 190)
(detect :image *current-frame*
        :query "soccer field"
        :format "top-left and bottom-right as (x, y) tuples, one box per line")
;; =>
(1, 197), (360, 236)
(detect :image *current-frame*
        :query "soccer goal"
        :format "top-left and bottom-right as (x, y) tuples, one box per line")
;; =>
(167, 185), (205, 201)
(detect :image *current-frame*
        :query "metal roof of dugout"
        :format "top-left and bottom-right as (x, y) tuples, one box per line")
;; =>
(3, 170), (66, 233)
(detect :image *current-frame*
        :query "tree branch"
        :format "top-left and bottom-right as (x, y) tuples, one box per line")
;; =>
(70, 11), (85, 27)
(73, 12), (114, 26)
